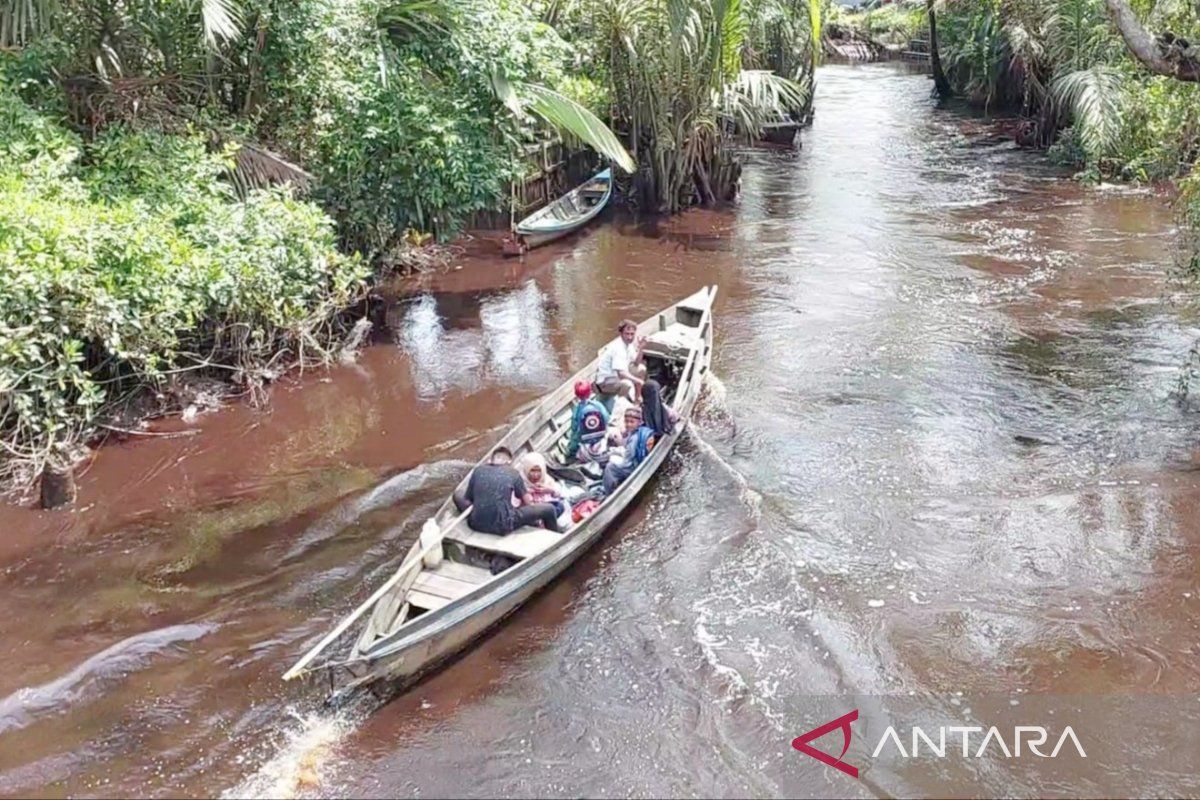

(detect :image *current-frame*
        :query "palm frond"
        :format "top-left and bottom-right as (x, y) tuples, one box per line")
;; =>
(200, 0), (243, 47)
(1050, 64), (1125, 160)
(716, 0), (747, 82)
(719, 68), (808, 132)
(377, 0), (454, 38)
(808, 0), (822, 67)
(1045, 0), (1110, 69)
(514, 82), (637, 173)
(227, 142), (315, 197)
(489, 67), (526, 117)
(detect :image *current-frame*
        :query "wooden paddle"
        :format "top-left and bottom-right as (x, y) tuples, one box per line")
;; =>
(282, 504), (472, 681)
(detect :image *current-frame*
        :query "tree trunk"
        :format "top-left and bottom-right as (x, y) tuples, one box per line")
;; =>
(694, 161), (717, 206)
(40, 463), (76, 509)
(927, 0), (953, 97)
(1104, 0), (1200, 82)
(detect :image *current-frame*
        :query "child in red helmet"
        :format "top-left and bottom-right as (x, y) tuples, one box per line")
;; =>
(567, 380), (611, 464)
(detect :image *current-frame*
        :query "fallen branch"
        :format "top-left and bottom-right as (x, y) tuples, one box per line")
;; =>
(97, 423), (202, 438)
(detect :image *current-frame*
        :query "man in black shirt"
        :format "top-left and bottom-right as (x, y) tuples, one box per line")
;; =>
(455, 447), (562, 534)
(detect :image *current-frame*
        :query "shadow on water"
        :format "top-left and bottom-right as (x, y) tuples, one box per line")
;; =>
(2, 62), (1200, 797)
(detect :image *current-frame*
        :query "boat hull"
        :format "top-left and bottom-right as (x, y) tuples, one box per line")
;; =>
(512, 168), (613, 253)
(336, 291), (715, 693)
(518, 226), (582, 250)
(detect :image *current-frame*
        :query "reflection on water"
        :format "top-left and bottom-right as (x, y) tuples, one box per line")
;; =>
(394, 282), (562, 401)
(1, 62), (1200, 798)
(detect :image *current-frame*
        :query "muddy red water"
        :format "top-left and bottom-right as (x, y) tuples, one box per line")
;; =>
(3, 63), (1200, 798)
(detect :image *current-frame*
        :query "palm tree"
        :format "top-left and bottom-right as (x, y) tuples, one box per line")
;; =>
(1044, 0), (1127, 166)
(597, 0), (809, 212)
(1, 0), (244, 71)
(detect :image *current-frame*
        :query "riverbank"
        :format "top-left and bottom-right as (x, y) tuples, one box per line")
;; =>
(0, 0), (814, 506)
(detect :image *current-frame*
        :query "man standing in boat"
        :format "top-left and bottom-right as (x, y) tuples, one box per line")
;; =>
(595, 319), (646, 411)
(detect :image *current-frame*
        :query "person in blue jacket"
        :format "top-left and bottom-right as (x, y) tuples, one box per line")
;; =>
(567, 380), (611, 465)
(602, 406), (658, 494)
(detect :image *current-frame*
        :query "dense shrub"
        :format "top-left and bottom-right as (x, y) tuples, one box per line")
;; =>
(0, 89), (367, 485)
(249, 0), (580, 250)
(844, 4), (926, 46)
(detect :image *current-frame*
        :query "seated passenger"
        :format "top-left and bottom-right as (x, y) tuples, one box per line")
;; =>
(602, 407), (658, 495)
(516, 452), (567, 521)
(566, 381), (611, 465)
(595, 319), (647, 412)
(640, 379), (680, 437)
(456, 446), (562, 535)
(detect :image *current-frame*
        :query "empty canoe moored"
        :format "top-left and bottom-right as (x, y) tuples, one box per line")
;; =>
(505, 168), (613, 255)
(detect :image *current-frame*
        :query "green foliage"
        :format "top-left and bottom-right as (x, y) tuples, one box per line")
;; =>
(82, 127), (237, 207)
(1181, 164), (1200, 273)
(503, 78), (636, 173)
(845, 3), (925, 45)
(1050, 65), (1126, 165)
(556, 74), (611, 116)
(0, 77), (80, 182)
(939, 0), (1014, 109)
(0, 88), (367, 483)
(934, 0), (1200, 178)
(254, 0), (585, 248)
(593, 0), (810, 212)
(1118, 76), (1200, 180)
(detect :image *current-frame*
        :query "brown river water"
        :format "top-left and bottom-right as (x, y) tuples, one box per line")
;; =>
(3, 63), (1200, 798)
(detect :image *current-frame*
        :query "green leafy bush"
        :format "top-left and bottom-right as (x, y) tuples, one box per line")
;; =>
(252, 0), (578, 250)
(0, 89), (367, 485)
(1116, 76), (1200, 182)
(846, 4), (925, 45)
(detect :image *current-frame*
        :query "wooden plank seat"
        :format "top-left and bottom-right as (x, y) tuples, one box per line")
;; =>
(445, 526), (564, 560)
(407, 560), (494, 611)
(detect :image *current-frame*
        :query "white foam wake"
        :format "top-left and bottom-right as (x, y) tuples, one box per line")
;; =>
(224, 706), (358, 799)
(698, 371), (730, 418)
(685, 426), (762, 520)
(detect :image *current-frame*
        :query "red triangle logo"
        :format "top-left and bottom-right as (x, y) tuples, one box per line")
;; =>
(791, 709), (860, 778)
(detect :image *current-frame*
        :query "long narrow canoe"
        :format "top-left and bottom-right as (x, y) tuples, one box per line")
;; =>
(509, 168), (612, 253)
(284, 286), (717, 696)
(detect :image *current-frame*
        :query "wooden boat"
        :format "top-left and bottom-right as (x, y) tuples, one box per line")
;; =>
(504, 168), (612, 255)
(284, 286), (717, 696)
(757, 119), (802, 146)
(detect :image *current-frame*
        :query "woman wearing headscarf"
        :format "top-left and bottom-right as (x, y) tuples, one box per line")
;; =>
(515, 451), (567, 521)
(640, 379), (680, 437)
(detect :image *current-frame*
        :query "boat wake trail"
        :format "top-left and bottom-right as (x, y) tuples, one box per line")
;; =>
(686, 427), (762, 521)
(283, 459), (474, 562)
(698, 371), (730, 420)
(688, 372), (762, 521)
(222, 698), (371, 800)
(0, 623), (217, 735)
